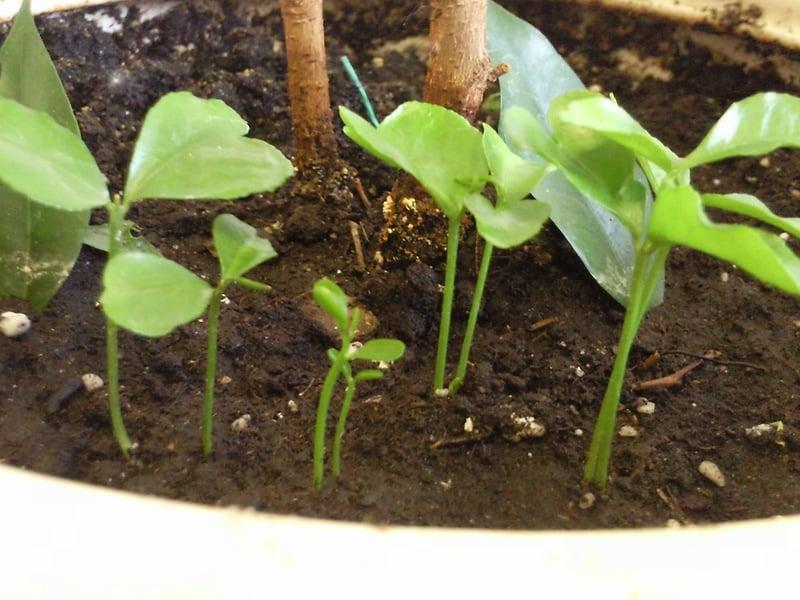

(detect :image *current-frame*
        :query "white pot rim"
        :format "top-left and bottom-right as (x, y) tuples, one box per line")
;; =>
(1, 0), (799, 597)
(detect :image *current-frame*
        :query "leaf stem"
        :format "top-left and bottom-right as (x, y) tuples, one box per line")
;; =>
(449, 240), (493, 394)
(313, 340), (350, 489)
(433, 216), (461, 392)
(202, 287), (224, 456)
(584, 247), (654, 488)
(332, 372), (357, 478)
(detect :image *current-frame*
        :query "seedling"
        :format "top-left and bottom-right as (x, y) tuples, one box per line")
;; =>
(101, 214), (278, 455)
(449, 125), (551, 393)
(506, 91), (800, 489)
(0, 90), (293, 456)
(312, 278), (405, 489)
(341, 101), (549, 394)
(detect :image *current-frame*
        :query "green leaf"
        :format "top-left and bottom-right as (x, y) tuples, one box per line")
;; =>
(482, 124), (551, 204)
(0, 97), (107, 210)
(212, 213), (277, 281)
(340, 102), (488, 218)
(0, 1), (104, 309)
(312, 278), (349, 333)
(702, 193), (800, 239)
(682, 93), (800, 170)
(551, 92), (677, 172)
(352, 339), (406, 362)
(464, 194), (550, 248)
(83, 222), (160, 255)
(649, 186), (800, 295)
(100, 252), (214, 337)
(488, 0), (661, 308)
(124, 91), (294, 202)
(354, 369), (384, 382)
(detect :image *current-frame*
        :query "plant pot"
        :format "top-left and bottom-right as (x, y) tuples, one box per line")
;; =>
(1, 0), (799, 596)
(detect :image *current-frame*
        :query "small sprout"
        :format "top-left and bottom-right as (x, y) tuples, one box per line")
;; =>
(311, 277), (406, 489)
(745, 421), (785, 446)
(698, 460), (726, 487)
(0, 311), (30, 338)
(81, 373), (104, 393)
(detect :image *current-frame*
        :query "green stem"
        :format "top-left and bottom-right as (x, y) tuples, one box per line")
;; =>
(202, 287), (225, 456)
(584, 248), (655, 489)
(332, 373), (357, 478)
(313, 345), (349, 489)
(449, 241), (493, 394)
(105, 199), (133, 457)
(105, 320), (132, 457)
(433, 216), (461, 392)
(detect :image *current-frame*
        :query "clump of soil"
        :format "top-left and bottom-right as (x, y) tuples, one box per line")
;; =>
(1, 0), (800, 530)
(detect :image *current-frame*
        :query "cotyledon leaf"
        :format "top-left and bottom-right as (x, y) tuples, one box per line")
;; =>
(487, 0), (663, 307)
(0, 0), (91, 310)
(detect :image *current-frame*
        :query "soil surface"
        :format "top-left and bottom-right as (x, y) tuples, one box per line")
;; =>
(2, 0), (800, 530)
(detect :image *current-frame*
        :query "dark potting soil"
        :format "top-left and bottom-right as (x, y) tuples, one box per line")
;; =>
(1, 0), (800, 530)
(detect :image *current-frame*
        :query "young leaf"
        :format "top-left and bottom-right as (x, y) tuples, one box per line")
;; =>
(100, 252), (214, 337)
(649, 186), (800, 295)
(212, 214), (277, 281)
(354, 369), (384, 382)
(464, 194), (550, 249)
(702, 193), (800, 239)
(124, 92), (294, 202)
(235, 277), (272, 292)
(83, 222), (160, 255)
(0, 97), (108, 211)
(551, 92), (677, 172)
(482, 124), (551, 204)
(352, 339), (406, 362)
(312, 278), (349, 334)
(340, 102), (488, 218)
(487, 0), (661, 309)
(682, 93), (800, 170)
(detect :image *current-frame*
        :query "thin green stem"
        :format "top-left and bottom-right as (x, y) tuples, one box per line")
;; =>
(105, 320), (132, 457)
(313, 342), (349, 489)
(340, 56), (379, 127)
(449, 241), (493, 394)
(332, 373), (357, 478)
(433, 216), (461, 392)
(584, 248), (654, 489)
(104, 198), (133, 457)
(202, 287), (225, 456)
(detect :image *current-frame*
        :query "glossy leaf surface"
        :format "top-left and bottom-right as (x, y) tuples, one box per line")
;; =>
(682, 93), (800, 170)
(0, 1), (99, 308)
(312, 278), (349, 334)
(100, 252), (213, 337)
(352, 339), (406, 362)
(464, 194), (550, 249)
(340, 102), (487, 218)
(482, 124), (551, 204)
(649, 186), (800, 295)
(124, 92), (294, 202)
(488, 1), (660, 307)
(702, 193), (800, 239)
(83, 222), (160, 255)
(212, 214), (277, 282)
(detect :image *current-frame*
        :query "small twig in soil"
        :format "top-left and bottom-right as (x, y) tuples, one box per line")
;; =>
(353, 176), (371, 210)
(635, 351), (662, 371)
(297, 377), (318, 398)
(660, 350), (768, 372)
(633, 351), (720, 391)
(348, 220), (367, 272)
(430, 430), (493, 449)
(531, 316), (559, 332)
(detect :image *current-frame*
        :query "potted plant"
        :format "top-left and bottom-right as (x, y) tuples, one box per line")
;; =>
(2, 0), (800, 595)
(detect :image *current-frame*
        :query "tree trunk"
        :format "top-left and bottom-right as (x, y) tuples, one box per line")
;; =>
(279, 0), (338, 169)
(424, 0), (490, 121)
(384, 0), (490, 265)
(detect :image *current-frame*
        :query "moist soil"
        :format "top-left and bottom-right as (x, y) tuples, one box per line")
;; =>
(2, 0), (800, 530)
